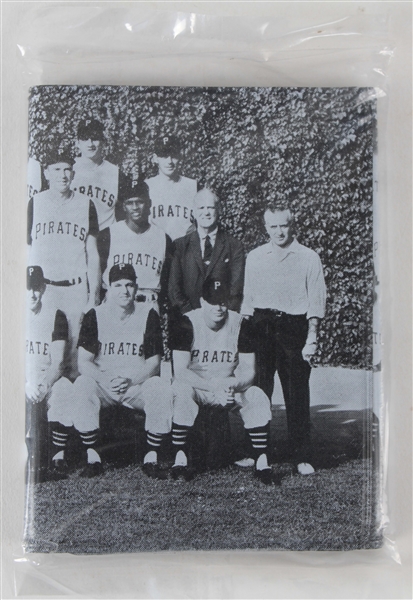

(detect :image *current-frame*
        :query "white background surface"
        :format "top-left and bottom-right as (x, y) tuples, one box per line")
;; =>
(1, 1), (412, 598)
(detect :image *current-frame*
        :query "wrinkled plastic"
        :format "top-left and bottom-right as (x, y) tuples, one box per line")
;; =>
(4, 2), (411, 598)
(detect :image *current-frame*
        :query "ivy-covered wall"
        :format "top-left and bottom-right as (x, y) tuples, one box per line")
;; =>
(28, 86), (375, 369)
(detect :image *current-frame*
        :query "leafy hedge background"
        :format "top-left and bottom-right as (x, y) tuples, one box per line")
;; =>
(28, 86), (376, 369)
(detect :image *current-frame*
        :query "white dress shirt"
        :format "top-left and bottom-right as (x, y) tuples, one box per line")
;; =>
(241, 238), (326, 319)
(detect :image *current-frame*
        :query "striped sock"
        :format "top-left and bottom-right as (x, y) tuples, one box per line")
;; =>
(79, 429), (99, 449)
(79, 429), (101, 464)
(172, 423), (190, 452)
(146, 431), (164, 457)
(247, 424), (269, 462)
(49, 422), (70, 461)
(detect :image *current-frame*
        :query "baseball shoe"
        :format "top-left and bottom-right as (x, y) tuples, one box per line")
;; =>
(142, 462), (168, 480)
(297, 462), (315, 475)
(48, 459), (69, 481)
(80, 462), (104, 478)
(254, 468), (274, 485)
(254, 468), (284, 486)
(171, 465), (195, 482)
(234, 457), (255, 468)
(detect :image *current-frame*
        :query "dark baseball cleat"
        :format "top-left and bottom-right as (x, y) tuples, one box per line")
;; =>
(142, 462), (168, 480)
(80, 462), (104, 478)
(48, 459), (69, 481)
(254, 468), (280, 486)
(171, 465), (195, 482)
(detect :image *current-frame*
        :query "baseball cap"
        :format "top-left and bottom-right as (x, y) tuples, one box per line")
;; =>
(43, 147), (75, 168)
(202, 278), (230, 306)
(109, 263), (137, 285)
(123, 180), (151, 204)
(27, 266), (46, 291)
(77, 119), (105, 141)
(154, 134), (181, 158)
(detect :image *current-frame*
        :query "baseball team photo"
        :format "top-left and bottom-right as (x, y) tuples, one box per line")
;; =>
(24, 85), (381, 553)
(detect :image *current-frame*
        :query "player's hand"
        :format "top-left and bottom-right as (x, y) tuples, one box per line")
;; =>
(25, 382), (45, 404)
(302, 342), (317, 363)
(213, 388), (236, 408)
(109, 377), (131, 395)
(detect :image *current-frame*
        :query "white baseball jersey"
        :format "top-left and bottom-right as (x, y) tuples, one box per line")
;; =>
(100, 221), (167, 292)
(26, 305), (68, 386)
(78, 304), (162, 381)
(145, 174), (197, 241)
(183, 309), (245, 379)
(27, 157), (42, 201)
(28, 190), (98, 282)
(72, 158), (119, 230)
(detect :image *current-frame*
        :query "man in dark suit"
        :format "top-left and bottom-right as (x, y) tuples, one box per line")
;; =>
(168, 188), (245, 314)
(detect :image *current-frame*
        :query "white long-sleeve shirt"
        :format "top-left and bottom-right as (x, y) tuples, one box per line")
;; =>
(241, 238), (326, 319)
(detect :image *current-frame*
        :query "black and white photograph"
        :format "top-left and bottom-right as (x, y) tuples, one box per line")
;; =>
(24, 85), (381, 553)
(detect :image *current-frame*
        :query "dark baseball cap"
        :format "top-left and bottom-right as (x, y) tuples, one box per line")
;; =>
(123, 180), (151, 204)
(109, 263), (137, 285)
(27, 266), (46, 291)
(43, 147), (75, 168)
(202, 278), (230, 306)
(77, 119), (105, 141)
(154, 134), (181, 158)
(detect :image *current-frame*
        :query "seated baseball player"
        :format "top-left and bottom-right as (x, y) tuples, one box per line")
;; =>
(26, 266), (74, 479)
(97, 180), (173, 309)
(145, 134), (198, 241)
(72, 263), (173, 479)
(170, 278), (275, 484)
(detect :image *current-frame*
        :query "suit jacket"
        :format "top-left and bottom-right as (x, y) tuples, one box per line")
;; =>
(169, 228), (245, 314)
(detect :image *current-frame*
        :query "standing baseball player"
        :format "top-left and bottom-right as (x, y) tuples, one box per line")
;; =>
(72, 264), (173, 478)
(170, 278), (274, 484)
(145, 134), (198, 241)
(27, 148), (101, 376)
(97, 180), (173, 309)
(242, 202), (326, 475)
(26, 266), (75, 478)
(27, 156), (43, 201)
(72, 118), (131, 230)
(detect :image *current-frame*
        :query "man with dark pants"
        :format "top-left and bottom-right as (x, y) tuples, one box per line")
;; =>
(242, 202), (326, 475)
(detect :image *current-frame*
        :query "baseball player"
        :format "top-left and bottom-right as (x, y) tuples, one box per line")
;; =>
(170, 278), (275, 484)
(26, 266), (74, 478)
(71, 264), (173, 478)
(97, 180), (173, 309)
(72, 118), (131, 230)
(27, 148), (101, 377)
(27, 156), (43, 201)
(145, 134), (198, 241)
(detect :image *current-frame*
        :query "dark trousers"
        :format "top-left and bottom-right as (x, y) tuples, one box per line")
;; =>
(253, 309), (311, 463)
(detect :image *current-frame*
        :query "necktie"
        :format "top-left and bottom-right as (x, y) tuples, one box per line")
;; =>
(203, 235), (213, 265)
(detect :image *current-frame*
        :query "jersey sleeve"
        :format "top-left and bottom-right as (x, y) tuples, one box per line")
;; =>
(88, 201), (99, 237)
(77, 309), (99, 355)
(143, 308), (163, 359)
(52, 310), (69, 342)
(238, 317), (256, 354)
(27, 198), (34, 245)
(170, 314), (194, 352)
(115, 171), (132, 221)
(97, 227), (111, 274)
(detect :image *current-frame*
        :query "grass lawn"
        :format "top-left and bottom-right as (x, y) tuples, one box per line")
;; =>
(24, 457), (381, 554)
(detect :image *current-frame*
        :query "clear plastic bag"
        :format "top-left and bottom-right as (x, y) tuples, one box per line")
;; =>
(2, 2), (412, 598)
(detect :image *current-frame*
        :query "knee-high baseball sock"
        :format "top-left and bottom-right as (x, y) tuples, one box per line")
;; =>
(172, 422), (191, 467)
(144, 431), (165, 464)
(79, 429), (101, 464)
(246, 424), (270, 470)
(49, 422), (70, 462)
